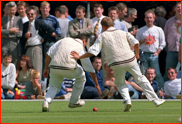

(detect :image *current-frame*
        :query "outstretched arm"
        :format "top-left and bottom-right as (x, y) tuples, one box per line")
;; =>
(89, 72), (101, 96)
(71, 51), (94, 59)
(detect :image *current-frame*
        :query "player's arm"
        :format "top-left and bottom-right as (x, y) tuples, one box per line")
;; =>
(134, 43), (140, 60)
(71, 51), (94, 60)
(89, 72), (101, 96)
(43, 54), (51, 78)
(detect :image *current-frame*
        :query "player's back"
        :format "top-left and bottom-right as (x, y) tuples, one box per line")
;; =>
(101, 29), (136, 66)
(50, 38), (84, 68)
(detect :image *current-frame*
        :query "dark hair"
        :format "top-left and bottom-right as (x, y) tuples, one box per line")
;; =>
(76, 34), (87, 41)
(92, 57), (101, 63)
(19, 55), (34, 70)
(76, 5), (86, 13)
(154, 6), (166, 17)
(167, 67), (177, 73)
(55, 6), (66, 14)
(3, 53), (12, 58)
(101, 17), (114, 27)
(26, 6), (37, 14)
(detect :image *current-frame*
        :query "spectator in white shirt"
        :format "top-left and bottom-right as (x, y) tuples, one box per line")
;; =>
(1, 54), (16, 99)
(163, 68), (181, 99)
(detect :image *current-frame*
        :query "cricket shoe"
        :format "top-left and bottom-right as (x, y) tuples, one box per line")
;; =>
(42, 100), (49, 112)
(153, 99), (165, 107)
(123, 100), (132, 112)
(68, 100), (85, 108)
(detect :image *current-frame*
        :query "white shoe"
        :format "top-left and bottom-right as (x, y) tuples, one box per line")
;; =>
(123, 100), (132, 112)
(153, 99), (165, 107)
(68, 100), (85, 108)
(42, 100), (49, 112)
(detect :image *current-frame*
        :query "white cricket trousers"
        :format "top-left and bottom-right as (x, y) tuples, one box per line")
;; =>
(110, 63), (159, 102)
(45, 64), (86, 104)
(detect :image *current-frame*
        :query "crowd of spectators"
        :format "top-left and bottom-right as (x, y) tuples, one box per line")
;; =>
(1, 1), (181, 100)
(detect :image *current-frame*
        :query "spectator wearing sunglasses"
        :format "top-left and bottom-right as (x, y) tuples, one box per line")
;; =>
(163, 68), (181, 99)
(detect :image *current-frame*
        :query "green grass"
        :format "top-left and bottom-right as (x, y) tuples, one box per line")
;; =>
(1, 100), (181, 123)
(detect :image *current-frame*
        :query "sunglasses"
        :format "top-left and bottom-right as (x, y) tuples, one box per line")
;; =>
(27, 13), (34, 16)
(167, 72), (174, 75)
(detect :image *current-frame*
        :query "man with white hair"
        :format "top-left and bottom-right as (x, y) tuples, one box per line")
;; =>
(1, 1), (23, 66)
(71, 17), (165, 112)
(42, 34), (101, 112)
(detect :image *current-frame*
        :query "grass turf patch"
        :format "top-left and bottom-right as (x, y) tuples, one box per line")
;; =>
(1, 100), (181, 123)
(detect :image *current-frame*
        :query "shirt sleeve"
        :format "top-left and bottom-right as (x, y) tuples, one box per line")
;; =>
(8, 64), (16, 89)
(126, 32), (139, 46)
(46, 40), (61, 58)
(54, 18), (61, 37)
(88, 34), (103, 56)
(79, 50), (95, 73)
(158, 28), (166, 50)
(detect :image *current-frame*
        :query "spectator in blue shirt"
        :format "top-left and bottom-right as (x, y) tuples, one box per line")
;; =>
(81, 57), (109, 99)
(108, 6), (127, 32)
(38, 1), (61, 58)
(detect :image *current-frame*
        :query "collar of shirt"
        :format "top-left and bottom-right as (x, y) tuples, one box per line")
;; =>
(29, 19), (35, 26)
(77, 18), (84, 22)
(106, 27), (116, 31)
(8, 15), (15, 21)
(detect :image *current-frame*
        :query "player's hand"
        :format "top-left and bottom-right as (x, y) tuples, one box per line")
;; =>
(70, 51), (80, 59)
(135, 54), (140, 60)
(95, 85), (101, 96)
(43, 69), (49, 78)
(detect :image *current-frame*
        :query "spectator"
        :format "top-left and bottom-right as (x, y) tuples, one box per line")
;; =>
(154, 6), (167, 30)
(122, 8), (138, 36)
(1, 54), (16, 99)
(55, 6), (70, 40)
(15, 55), (34, 89)
(154, 6), (167, 77)
(135, 10), (166, 89)
(3, 2), (8, 17)
(81, 57), (109, 99)
(60, 5), (73, 21)
(1, 1), (23, 66)
(92, 3), (106, 40)
(25, 70), (46, 99)
(17, 1), (29, 24)
(68, 5), (94, 49)
(108, 6), (127, 32)
(163, 68), (181, 99)
(21, 6), (55, 77)
(116, 2), (127, 21)
(17, 1), (29, 56)
(164, 2), (181, 81)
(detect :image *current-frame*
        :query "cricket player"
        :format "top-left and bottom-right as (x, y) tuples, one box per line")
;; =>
(42, 34), (101, 112)
(71, 17), (165, 112)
